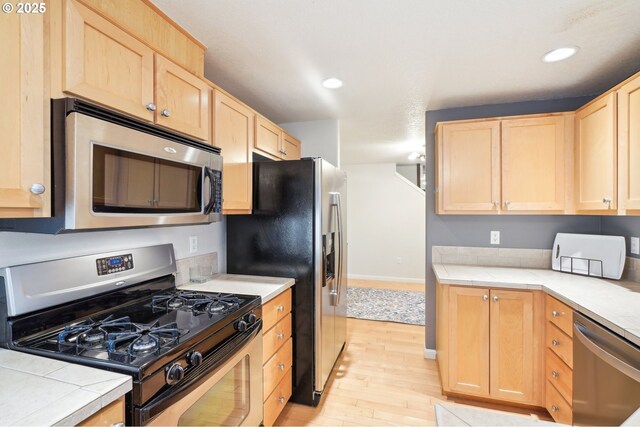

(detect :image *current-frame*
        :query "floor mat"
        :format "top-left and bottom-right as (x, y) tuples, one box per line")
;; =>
(346, 287), (425, 325)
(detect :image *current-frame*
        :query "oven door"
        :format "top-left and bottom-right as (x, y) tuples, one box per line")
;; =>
(142, 326), (263, 426)
(67, 111), (221, 230)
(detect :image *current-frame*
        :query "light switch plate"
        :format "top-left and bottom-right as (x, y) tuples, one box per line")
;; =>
(490, 231), (500, 245)
(189, 236), (198, 253)
(631, 237), (639, 255)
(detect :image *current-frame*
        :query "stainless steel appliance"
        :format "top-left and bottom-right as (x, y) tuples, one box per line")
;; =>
(227, 158), (347, 406)
(0, 244), (263, 426)
(0, 98), (222, 233)
(573, 312), (640, 425)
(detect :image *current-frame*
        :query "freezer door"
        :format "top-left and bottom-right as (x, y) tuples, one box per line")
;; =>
(315, 159), (348, 395)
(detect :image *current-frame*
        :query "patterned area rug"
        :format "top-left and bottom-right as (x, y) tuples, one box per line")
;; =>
(346, 287), (425, 325)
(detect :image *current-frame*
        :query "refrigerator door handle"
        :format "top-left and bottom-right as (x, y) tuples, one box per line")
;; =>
(328, 192), (344, 306)
(322, 242), (327, 288)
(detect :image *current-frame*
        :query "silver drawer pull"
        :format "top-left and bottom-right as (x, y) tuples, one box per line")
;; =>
(551, 405), (559, 412)
(161, 108), (170, 117)
(551, 370), (559, 378)
(278, 396), (285, 404)
(278, 363), (286, 371)
(492, 295), (499, 302)
(276, 305), (285, 312)
(145, 103), (156, 111)
(112, 423), (125, 427)
(30, 183), (46, 195)
(552, 339), (560, 346)
(277, 332), (285, 340)
(551, 310), (559, 317)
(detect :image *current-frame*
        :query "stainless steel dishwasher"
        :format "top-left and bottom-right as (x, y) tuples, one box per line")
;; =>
(573, 312), (640, 425)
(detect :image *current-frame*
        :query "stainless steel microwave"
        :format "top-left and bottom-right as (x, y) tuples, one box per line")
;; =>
(0, 98), (222, 233)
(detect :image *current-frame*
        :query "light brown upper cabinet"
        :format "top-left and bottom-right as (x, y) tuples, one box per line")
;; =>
(213, 90), (255, 213)
(575, 93), (617, 212)
(255, 116), (283, 159)
(63, 0), (209, 141)
(155, 55), (210, 141)
(436, 121), (501, 213)
(501, 116), (568, 212)
(282, 131), (302, 160)
(618, 74), (640, 212)
(0, 10), (48, 218)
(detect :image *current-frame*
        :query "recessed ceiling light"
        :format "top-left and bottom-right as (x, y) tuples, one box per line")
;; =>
(542, 47), (578, 63)
(322, 78), (343, 89)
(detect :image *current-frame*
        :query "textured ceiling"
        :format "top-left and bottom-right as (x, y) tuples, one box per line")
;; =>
(152, 0), (640, 165)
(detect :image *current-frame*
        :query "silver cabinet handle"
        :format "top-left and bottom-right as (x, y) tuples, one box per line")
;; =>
(492, 295), (499, 302)
(111, 423), (125, 427)
(278, 363), (286, 371)
(283, 150), (288, 156)
(493, 200), (500, 208)
(552, 310), (559, 317)
(276, 305), (284, 312)
(552, 339), (560, 346)
(146, 103), (156, 111)
(276, 332), (285, 340)
(603, 196), (612, 204)
(551, 370), (559, 378)
(504, 200), (510, 207)
(551, 405), (559, 412)
(278, 396), (285, 404)
(482, 294), (488, 301)
(30, 183), (45, 195)
(161, 108), (170, 117)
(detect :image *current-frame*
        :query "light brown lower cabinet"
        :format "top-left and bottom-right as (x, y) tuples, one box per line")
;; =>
(262, 289), (293, 426)
(545, 295), (574, 424)
(436, 283), (545, 407)
(77, 397), (125, 426)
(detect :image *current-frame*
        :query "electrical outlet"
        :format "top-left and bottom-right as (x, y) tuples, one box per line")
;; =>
(189, 236), (198, 254)
(490, 231), (500, 245)
(631, 237), (640, 255)
(396, 257), (403, 264)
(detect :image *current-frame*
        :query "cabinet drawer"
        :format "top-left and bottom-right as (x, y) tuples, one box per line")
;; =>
(263, 368), (292, 427)
(78, 397), (125, 426)
(263, 289), (292, 331)
(545, 379), (572, 425)
(546, 295), (573, 337)
(546, 321), (573, 369)
(263, 338), (293, 397)
(263, 313), (291, 361)
(545, 348), (573, 405)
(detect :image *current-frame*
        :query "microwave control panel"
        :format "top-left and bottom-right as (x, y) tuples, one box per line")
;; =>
(96, 254), (134, 276)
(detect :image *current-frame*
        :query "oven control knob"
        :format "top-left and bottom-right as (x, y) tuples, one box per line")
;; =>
(235, 319), (248, 332)
(166, 363), (185, 385)
(187, 351), (203, 367)
(246, 313), (257, 325)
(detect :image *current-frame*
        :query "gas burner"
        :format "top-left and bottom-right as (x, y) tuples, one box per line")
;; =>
(151, 291), (207, 311)
(106, 321), (186, 362)
(191, 295), (241, 316)
(151, 291), (241, 316)
(58, 315), (134, 350)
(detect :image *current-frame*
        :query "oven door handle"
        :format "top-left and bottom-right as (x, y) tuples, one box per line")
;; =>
(203, 167), (216, 215)
(138, 321), (262, 424)
(574, 321), (640, 382)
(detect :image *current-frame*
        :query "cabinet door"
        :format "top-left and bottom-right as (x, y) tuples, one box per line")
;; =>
(501, 116), (566, 212)
(437, 121), (501, 213)
(0, 10), (47, 218)
(214, 90), (255, 213)
(255, 116), (283, 159)
(618, 75), (640, 212)
(155, 55), (210, 141)
(282, 131), (301, 160)
(64, 0), (155, 121)
(489, 289), (539, 405)
(575, 93), (617, 211)
(448, 286), (490, 396)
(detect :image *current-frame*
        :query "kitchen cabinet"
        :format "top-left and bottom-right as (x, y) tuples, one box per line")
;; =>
(255, 115), (283, 159)
(437, 283), (544, 407)
(0, 8), (48, 218)
(213, 90), (255, 213)
(575, 92), (617, 212)
(501, 116), (569, 212)
(63, 0), (209, 140)
(436, 121), (501, 213)
(262, 289), (293, 426)
(282, 131), (302, 160)
(77, 397), (125, 426)
(618, 74), (640, 212)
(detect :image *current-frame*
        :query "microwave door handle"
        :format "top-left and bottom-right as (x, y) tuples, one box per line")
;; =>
(203, 167), (215, 214)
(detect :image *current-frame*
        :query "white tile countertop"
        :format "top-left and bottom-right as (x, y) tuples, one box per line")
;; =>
(179, 273), (295, 303)
(0, 348), (131, 426)
(433, 263), (640, 347)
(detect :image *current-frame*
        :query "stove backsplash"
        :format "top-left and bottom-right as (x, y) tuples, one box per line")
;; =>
(175, 252), (218, 286)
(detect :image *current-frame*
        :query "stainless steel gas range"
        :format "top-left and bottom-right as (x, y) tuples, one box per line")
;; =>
(0, 244), (263, 426)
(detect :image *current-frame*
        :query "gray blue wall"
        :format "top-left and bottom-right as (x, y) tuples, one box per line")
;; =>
(601, 216), (640, 259)
(424, 95), (602, 350)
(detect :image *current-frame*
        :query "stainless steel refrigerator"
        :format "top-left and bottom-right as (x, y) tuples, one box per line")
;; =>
(226, 158), (347, 406)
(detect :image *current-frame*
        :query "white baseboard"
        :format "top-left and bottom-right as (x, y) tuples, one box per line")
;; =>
(424, 348), (437, 359)
(348, 274), (425, 284)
